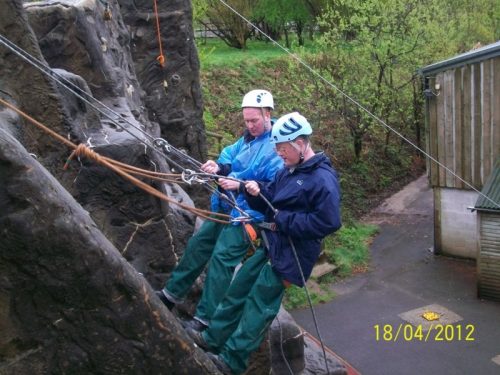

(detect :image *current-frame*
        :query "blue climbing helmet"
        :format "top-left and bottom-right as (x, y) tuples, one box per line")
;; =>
(270, 112), (312, 144)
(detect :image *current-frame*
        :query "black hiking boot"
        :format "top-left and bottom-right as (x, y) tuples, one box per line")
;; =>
(181, 317), (207, 332)
(155, 290), (175, 310)
(206, 352), (233, 375)
(186, 328), (211, 352)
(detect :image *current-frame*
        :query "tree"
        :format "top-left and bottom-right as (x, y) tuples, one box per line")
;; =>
(192, 0), (253, 49)
(440, 0), (500, 52)
(254, 0), (314, 47)
(315, 0), (452, 160)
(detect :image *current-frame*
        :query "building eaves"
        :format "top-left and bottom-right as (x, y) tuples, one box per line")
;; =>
(419, 41), (500, 76)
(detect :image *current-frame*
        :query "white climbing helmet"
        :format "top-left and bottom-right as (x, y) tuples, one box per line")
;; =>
(241, 89), (274, 109)
(270, 112), (312, 144)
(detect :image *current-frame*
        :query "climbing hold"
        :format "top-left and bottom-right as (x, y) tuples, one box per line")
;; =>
(100, 37), (108, 52)
(170, 74), (181, 86)
(103, 4), (112, 21)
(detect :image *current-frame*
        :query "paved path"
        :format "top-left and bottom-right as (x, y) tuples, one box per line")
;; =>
(291, 175), (500, 375)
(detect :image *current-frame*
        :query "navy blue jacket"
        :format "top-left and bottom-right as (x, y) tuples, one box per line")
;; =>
(246, 152), (342, 286)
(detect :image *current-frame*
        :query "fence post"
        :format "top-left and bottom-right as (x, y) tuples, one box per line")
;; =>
(206, 130), (224, 158)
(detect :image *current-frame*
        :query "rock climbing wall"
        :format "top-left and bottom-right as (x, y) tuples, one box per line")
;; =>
(118, 0), (207, 162)
(0, 126), (216, 374)
(0, 0), (216, 372)
(19, 0), (205, 288)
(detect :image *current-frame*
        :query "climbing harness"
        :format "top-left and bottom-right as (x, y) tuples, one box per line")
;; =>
(241, 222), (259, 261)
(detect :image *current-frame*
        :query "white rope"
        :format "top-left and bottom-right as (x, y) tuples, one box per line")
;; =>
(0, 34), (242, 210)
(0, 34), (207, 172)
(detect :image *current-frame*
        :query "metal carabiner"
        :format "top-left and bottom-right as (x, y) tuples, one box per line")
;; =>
(231, 216), (251, 223)
(181, 169), (196, 185)
(153, 138), (171, 153)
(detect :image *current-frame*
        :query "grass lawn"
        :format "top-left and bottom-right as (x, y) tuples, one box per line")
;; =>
(196, 37), (320, 68)
(283, 223), (379, 309)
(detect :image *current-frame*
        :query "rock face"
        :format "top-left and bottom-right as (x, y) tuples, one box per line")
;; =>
(270, 309), (305, 374)
(19, 0), (203, 289)
(116, 0), (209, 210)
(0, 0), (210, 372)
(0, 0), (68, 176)
(270, 309), (348, 375)
(117, 0), (206, 163)
(0, 126), (217, 374)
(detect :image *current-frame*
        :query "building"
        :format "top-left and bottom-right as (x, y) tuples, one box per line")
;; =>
(419, 41), (500, 259)
(474, 158), (500, 301)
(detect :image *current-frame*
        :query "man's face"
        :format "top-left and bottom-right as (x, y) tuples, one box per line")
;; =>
(242, 107), (269, 138)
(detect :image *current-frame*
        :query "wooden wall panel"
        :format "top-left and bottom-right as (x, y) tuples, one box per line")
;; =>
(473, 64), (483, 188)
(493, 59), (500, 166)
(426, 55), (499, 190)
(454, 68), (464, 188)
(444, 70), (455, 187)
(482, 60), (492, 180)
(436, 73), (446, 186)
(428, 77), (439, 187)
(462, 64), (472, 185)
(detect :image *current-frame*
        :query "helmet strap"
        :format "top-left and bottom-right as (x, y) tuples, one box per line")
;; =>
(290, 141), (304, 164)
(261, 108), (270, 131)
(290, 139), (310, 164)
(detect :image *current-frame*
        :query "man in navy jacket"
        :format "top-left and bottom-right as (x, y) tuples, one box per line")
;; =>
(188, 112), (342, 374)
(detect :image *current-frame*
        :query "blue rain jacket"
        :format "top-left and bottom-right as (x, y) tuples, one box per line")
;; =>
(210, 129), (283, 223)
(246, 153), (341, 286)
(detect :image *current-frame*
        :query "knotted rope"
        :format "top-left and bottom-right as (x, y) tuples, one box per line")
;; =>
(152, 0), (165, 68)
(0, 97), (230, 223)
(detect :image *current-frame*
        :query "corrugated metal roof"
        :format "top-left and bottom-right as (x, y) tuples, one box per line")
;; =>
(475, 158), (500, 211)
(419, 41), (500, 76)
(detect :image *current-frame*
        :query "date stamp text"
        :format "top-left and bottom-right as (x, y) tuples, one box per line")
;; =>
(374, 323), (475, 342)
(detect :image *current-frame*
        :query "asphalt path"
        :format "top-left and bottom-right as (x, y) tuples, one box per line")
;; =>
(291, 175), (500, 375)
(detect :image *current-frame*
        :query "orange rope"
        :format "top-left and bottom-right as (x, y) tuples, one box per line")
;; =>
(66, 144), (229, 223)
(0, 97), (230, 224)
(152, 0), (165, 68)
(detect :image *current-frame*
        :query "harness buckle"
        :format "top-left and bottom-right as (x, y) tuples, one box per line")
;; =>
(257, 222), (277, 231)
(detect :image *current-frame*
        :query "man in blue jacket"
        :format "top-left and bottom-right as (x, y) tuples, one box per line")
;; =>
(188, 112), (342, 374)
(156, 90), (283, 332)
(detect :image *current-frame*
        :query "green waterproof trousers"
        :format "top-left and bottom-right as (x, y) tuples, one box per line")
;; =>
(203, 247), (285, 374)
(164, 219), (249, 323)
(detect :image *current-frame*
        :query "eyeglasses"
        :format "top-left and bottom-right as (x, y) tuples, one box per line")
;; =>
(274, 144), (289, 154)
